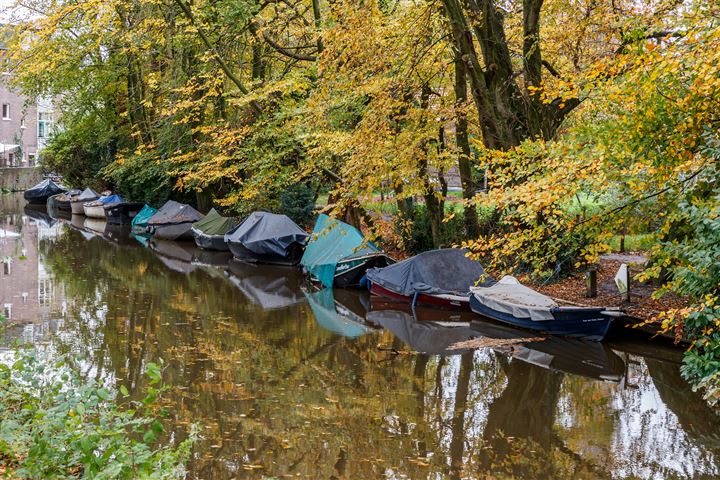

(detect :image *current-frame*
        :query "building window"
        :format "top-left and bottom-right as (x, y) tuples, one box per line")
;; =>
(7, 152), (14, 167)
(3, 304), (11, 320)
(2, 104), (9, 120)
(3, 259), (10, 275)
(20, 118), (25, 129)
(28, 153), (35, 167)
(38, 112), (52, 138)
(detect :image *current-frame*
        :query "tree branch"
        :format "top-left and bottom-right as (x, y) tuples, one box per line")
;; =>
(172, 0), (262, 114)
(614, 30), (684, 54)
(261, 31), (317, 61)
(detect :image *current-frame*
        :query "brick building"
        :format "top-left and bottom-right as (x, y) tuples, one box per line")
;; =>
(0, 43), (54, 168)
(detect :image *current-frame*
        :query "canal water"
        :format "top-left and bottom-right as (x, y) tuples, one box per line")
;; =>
(1, 192), (719, 479)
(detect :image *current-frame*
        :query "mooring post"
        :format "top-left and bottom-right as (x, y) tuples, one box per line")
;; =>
(585, 267), (598, 298)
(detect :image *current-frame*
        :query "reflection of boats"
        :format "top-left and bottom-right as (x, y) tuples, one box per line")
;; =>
(367, 249), (494, 311)
(191, 208), (236, 251)
(471, 319), (626, 382)
(69, 214), (95, 239)
(147, 201), (204, 240)
(225, 211), (308, 264)
(24, 179), (66, 205)
(192, 248), (233, 268)
(301, 214), (393, 288)
(470, 276), (618, 341)
(23, 205), (57, 228)
(304, 287), (373, 338)
(84, 194), (124, 219)
(148, 239), (199, 273)
(105, 202), (145, 225)
(102, 223), (134, 245)
(83, 217), (107, 235)
(367, 309), (479, 354)
(70, 188), (100, 215)
(225, 258), (305, 310)
(367, 310), (479, 355)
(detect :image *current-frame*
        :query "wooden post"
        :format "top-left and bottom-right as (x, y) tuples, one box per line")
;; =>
(585, 268), (597, 298)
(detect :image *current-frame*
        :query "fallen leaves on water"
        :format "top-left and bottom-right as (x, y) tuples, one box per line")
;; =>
(448, 336), (545, 351)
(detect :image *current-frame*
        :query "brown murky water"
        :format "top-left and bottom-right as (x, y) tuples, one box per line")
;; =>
(2, 192), (719, 479)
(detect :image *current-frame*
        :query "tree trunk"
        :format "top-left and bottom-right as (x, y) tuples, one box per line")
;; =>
(453, 52), (480, 238)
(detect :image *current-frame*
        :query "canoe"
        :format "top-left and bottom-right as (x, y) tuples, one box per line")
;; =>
(191, 208), (237, 251)
(83, 194), (123, 219)
(24, 179), (66, 205)
(71, 188), (100, 214)
(147, 200), (204, 241)
(224, 211), (307, 264)
(104, 202), (145, 224)
(300, 214), (393, 288)
(469, 275), (620, 341)
(366, 248), (494, 311)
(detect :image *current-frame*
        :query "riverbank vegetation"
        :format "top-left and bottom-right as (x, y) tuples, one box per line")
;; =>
(2, 1), (719, 399)
(0, 315), (193, 478)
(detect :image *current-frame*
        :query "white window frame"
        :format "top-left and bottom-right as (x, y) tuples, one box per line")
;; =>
(2, 103), (10, 120)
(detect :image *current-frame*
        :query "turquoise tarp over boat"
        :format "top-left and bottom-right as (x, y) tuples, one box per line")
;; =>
(300, 214), (383, 288)
(304, 288), (370, 338)
(132, 204), (157, 232)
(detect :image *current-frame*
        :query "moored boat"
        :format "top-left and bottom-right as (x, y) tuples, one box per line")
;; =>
(83, 194), (124, 219)
(191, 208), (237, 251)
(131, 204), (157, 234)
(48, 190), (80, 212)
(469, 275), (621, 341)
(366, 248), (494, 311)
(146, 200), (204, 240)
(224, 211), (307, 263)
(71, 188), (100, 214)
(300, 214), (393, 288)
(104, 202), (146, 224)
(23, 179), (67, 205)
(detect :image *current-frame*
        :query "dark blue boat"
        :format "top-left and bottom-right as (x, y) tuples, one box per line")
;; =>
(469, 275), (619, 341)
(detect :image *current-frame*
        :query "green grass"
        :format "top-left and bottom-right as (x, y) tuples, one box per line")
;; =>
(608, 233), (656, 252)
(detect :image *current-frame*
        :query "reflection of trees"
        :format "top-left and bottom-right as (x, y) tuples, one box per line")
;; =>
(38, 225), (720, 479)
(647, 359), (720, 452)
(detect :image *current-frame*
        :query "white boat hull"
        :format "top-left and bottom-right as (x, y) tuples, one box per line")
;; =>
(83, 204), (107, 218)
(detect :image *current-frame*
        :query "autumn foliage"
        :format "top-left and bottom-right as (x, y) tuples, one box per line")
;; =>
(2, 0), (720, 398)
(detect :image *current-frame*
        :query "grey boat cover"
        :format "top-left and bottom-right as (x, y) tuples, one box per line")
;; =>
(366, 248), (494, 297)
(225, 211), (308, 256)
(74, 187), (100, 202)
(147, 200), (204, 226)
(471, 275), (558, 321)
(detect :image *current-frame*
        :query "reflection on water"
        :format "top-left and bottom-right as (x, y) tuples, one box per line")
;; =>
(1, 192), (719, 479)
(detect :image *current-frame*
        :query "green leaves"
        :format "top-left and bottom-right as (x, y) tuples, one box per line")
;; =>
(0, 349), (192, 478)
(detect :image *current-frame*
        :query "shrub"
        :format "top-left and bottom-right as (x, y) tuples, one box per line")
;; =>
(0, 350), (194, 478)
(279, 183), (317, 227)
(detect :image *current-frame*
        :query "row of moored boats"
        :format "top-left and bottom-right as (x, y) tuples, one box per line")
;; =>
(25, 178), (622, 341)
